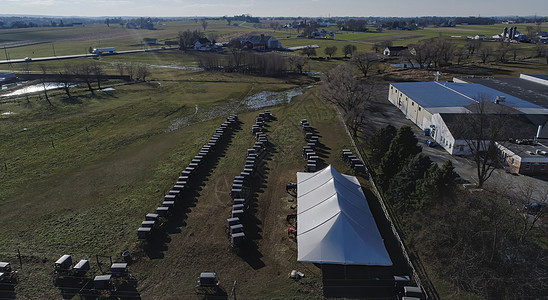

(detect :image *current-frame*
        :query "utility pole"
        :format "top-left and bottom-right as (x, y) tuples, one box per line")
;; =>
(52, 43), (57, 57)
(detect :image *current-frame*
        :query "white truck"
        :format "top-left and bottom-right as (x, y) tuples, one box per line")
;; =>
(92, 47), (116, 54)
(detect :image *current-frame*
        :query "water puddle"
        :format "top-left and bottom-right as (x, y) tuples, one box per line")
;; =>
(164, 86), (312, 133)
(150, 64), (203, 71)
(1, 111), (15, 116)
(1, 82), (72, 97)
(243, 86), (312, 110)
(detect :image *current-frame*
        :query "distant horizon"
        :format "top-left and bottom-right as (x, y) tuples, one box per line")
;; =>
(0, 13), (547, 19)
(1, 0), (547, 19)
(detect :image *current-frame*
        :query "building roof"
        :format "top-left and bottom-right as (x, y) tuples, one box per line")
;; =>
(523, 74), (548, 83)
(297, 165), (392, 266)
(391, 82), (546, 112)
(498, 141), (548, 160)
(440, 113), (540, 140)
(457, 76), (548, 109)
(247, 35), (274, 42)
(386, 46), (407, 51)
(196, 38), (211, 44)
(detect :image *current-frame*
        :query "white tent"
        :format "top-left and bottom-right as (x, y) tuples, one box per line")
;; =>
(297, 165), (392, 266)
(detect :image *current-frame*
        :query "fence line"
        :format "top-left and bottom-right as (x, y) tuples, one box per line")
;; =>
(335, 106), (439, 300)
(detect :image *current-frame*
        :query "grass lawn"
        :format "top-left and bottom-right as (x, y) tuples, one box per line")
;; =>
(1, 22), (546, 299)
(0, 65), (362, 297)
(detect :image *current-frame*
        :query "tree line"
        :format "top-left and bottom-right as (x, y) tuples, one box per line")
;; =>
(34, 62), (150, 105)
(367, 125), (548, 299)
(318, 60), (548, 297)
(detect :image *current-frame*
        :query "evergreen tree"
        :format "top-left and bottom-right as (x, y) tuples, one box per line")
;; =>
(414, 160), (457, 208)
(389, 153), (432, 212)
(369, 124), (397, 167)
(378, 126), (421, 190)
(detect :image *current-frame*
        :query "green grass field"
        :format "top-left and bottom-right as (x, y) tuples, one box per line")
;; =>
(0, 21), (547, 298)
(0, 62), (358, 297)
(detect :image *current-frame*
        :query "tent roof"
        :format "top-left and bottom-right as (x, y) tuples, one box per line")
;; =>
(297, 165), (392, 266)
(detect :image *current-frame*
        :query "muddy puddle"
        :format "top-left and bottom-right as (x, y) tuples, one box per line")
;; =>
(242, 86), (312, 110)
(1, 82), (74, 97)
(150, 64), (203, 71)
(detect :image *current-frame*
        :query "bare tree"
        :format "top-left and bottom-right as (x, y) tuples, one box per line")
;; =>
(178, 29), (204, 50)
(533, 42), (545, 57)
(373, 40), (392, 53)
(38, 64), (52, 106)
(404, 42), (433, 69)
(350, 51), (379, 77)
(59, 64), (74, 99)
(301, 46), (316, 57)
(208, 32), (219, 43)
(509, 44), (519, 61)
(287, 55), (308, 74)
(136, 64), (151, 81)
(454, 100), (511, 187)
(201, 19), (208, 31)
(466, 39), (482, 56)
(125, 63), (136, 81)
(453, 46), (468, 65)
(324, 46), (337, 58)
(92, 62), (104, 89)
(114, 62), (125, 76)
(430, 39), (454, 67)
(320, 64), (372, 137)
(496, 42), (511, 63)
(508, 182), (548, 244)
(78, 64), (95, 95)
(479, 45), (492, 64)
(343, 44), (357, 57)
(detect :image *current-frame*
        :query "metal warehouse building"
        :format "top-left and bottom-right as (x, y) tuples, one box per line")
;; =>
(388, 78), (548, 174)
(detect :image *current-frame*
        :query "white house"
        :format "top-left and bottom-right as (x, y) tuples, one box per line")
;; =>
(194, 38), (213, 51)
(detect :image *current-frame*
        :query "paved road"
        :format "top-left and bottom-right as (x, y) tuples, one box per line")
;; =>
(0, 47), (175, 65)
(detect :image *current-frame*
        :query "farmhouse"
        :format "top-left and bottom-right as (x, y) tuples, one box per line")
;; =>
(194, 38), (213, 51)
(388, 79), (548, 174)
(383, 46), (407, 56)
(240, 34), (282, 50)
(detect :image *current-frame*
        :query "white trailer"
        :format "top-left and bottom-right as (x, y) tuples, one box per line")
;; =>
(92, 47), (116, 54)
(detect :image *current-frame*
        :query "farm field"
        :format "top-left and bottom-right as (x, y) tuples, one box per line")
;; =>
(1, 21), (547, 299)
(0, 64), (377, 298)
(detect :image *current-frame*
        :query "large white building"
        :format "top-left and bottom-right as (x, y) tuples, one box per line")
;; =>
(388, 80), (548, 156)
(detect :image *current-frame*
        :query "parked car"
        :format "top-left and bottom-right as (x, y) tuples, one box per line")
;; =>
(24, 57), (32, 62)
(425, 139), (437, 147)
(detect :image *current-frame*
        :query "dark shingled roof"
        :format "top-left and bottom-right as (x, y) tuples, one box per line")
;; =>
(458, 77), (548, 109)
(441, 113), (539, 140)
